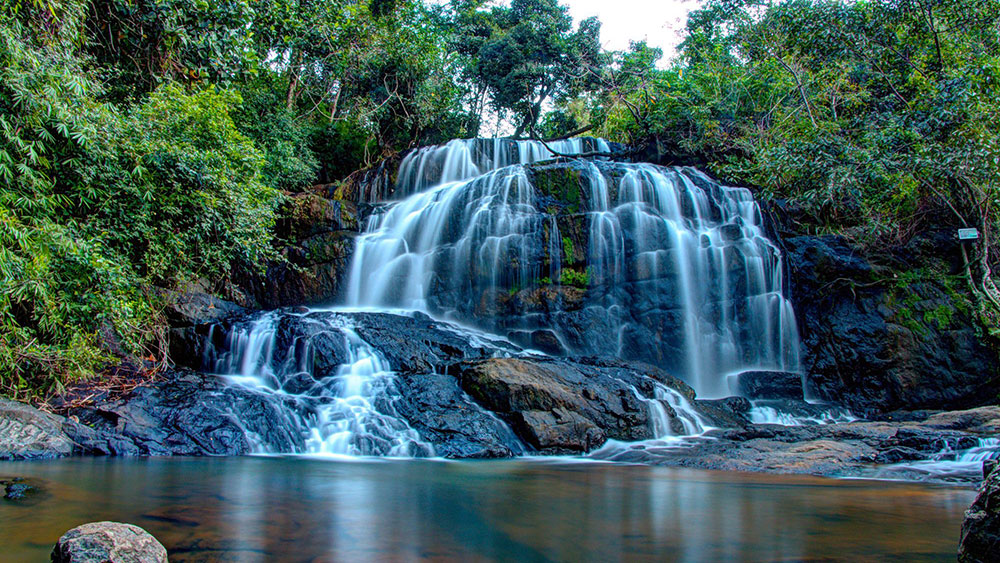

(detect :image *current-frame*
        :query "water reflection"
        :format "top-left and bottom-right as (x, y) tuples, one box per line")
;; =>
(0, 457), (973, 561)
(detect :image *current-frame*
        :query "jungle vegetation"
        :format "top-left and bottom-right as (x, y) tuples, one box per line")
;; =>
(2, 0), (998, 398)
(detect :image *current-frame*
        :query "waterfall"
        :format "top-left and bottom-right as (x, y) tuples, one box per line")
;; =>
(344, 138), (800, 398)
(394, 137), (610, 198)
(630, 379), (708, 438)
(208, 312), (434, 457)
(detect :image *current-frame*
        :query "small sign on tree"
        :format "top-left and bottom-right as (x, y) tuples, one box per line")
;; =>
(958, 228), (980, 241)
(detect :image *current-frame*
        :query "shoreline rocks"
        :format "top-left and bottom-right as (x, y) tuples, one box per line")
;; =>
(959, 463), (1000, 562)
(0, 399), (79, 460)
(594, 408), (1000, 483)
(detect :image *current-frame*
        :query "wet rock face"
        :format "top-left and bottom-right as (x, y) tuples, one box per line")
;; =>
(0, 399), (76, 460)
(52, 521), (167, 563)
(235, 184), (361, 309)
(959, 465), (1000, 562)
(730, 371), (804, 400)
(57, 370), (307, 456)
(784, 232), (1000, 415)
(392, 372), (525, 458)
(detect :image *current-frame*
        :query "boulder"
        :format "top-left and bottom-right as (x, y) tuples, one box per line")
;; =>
(456, 356), (705, 453)
(959, 464), (1000, 562)
(0, 399), (75, 460)
(730, 370), (804, 400)
(162, 291), (246, 328)
(52, 521), (167, 563)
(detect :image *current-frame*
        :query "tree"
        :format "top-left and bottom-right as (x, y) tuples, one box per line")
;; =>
(454, 0), (604, 137)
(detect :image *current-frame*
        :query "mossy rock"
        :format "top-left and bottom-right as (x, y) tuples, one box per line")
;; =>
(531, 163), (584, 213)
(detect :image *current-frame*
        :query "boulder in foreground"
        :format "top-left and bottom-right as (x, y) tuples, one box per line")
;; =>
(51, 521), (167, 563)
(959, 464), (1000, 562)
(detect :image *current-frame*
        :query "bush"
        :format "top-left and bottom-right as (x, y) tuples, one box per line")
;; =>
(0, 16), (280, 399)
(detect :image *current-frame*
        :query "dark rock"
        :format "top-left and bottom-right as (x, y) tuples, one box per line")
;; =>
(730, 370), (804, 400)
(456, 356), (701, 453)
(959, 467), (1000, 562)
(985, 460), (998, 480)
(695, 396), (752, 428)
(393, 372), (525, 458)
(244, 231), (356, 309)
(873, 447), (924, 464)
(0, 399), (75, 460)
(162, 291), (246, 328)
(513, 408), (605, 453)
(52, 521), (167, 563)
(507, 329), (566, 355)
(2, 477), (45, 503)
(59, 370), (306, 456)
(277, 191), (357, 241)
(784, 233), (1000, 415)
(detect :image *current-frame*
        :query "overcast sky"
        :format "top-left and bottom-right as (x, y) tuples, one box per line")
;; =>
(562, 0), (702, 60)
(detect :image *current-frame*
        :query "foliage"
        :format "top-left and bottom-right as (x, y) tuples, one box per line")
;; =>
(451, 0), (605, 137)
(0, 12), (279, 399)
(85, 0), (258, 100)
(559, 267), (589, 288)
(0, 15), (158, 398)
(109, 84), (282, 283)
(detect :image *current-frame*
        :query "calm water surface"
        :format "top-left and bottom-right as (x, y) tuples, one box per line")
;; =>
(0, 456), (974, 561)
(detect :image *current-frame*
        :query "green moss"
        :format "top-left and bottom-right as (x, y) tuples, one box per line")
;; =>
(534, 167), (583, 213)
(924, 305), (954, 330)
(562, 236), (575, 263)
(559, 267), (590, 288)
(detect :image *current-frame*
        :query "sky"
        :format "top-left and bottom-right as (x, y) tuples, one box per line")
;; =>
(561, 0), (702, 60)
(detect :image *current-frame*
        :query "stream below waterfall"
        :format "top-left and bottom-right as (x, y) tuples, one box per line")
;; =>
(0, 456), (974, 562)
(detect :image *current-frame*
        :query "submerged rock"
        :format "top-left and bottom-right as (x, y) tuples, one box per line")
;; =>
(52, 522), (167, 563)
(959, 464), (1000, 562)
(2, 477), (45, 503)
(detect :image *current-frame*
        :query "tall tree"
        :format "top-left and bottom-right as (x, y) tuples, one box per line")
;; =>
(454, 0), (604, 137)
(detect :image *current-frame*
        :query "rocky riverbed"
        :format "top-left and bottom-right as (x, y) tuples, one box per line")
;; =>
(1, 306), (996, 487)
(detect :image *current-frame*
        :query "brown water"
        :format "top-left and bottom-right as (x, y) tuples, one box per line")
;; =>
(0, 456), (974, 561)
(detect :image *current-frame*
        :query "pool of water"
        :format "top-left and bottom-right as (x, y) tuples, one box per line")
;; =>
(0, 456), (974, 561)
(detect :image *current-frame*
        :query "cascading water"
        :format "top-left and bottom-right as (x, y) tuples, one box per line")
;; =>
(874, 438), (1000, 483)
(394, 137), (609, 198)
(632, 379), (707, 438)
(345, 138), (800, 399)
(208, 312), (433, 457)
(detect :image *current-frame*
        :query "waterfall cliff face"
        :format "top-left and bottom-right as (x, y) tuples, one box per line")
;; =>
(345, 138), (800, 398)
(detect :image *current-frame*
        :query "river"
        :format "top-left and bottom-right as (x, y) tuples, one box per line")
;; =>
(1, 456), (973, 561)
